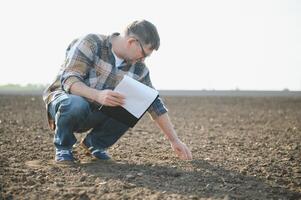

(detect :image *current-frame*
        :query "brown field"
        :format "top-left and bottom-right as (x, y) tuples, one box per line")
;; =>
(0, 95), (301, 199)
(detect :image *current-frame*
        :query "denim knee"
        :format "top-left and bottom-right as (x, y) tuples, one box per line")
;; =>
(55, 95), (90, 125)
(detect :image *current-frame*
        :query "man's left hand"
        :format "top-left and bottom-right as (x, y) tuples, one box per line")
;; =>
(170, 139), (193, 160)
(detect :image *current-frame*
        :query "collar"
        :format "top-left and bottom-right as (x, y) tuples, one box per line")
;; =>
(112, 49), (125, 68)
(108, 32), (129, 68)
(107, 32), (120, 48)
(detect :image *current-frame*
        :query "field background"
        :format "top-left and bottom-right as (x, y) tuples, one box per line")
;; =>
(0, 92), (301, 199)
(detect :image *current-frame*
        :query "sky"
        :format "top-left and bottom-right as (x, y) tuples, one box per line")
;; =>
(0, 0), (300, 90)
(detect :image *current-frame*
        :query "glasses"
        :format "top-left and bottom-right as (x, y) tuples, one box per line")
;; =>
(133, 38), (147, 58)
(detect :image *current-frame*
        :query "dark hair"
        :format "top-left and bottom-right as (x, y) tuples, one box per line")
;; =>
(125, 20), (160, 50)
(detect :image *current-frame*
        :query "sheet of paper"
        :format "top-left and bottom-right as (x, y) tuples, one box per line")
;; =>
(114, 75), (158, 118)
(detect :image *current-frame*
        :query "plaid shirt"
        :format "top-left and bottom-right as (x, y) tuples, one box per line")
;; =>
(43, 33), (168, 130)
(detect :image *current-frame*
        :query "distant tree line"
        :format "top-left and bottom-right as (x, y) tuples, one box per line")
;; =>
(0, 84), (47, 91)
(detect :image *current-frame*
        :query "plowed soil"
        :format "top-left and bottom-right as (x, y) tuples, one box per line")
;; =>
(0, 95), (300, 199)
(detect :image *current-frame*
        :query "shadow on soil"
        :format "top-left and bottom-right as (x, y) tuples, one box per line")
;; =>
(76, 159), (301, 199)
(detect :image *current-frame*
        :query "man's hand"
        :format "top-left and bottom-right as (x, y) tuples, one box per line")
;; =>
(170, 139), (193, 160)
(95, 89), (125, 107)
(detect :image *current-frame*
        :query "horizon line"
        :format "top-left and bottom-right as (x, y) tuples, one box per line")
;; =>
(0, 89), (301, 97)
(0, 84), (300, 92)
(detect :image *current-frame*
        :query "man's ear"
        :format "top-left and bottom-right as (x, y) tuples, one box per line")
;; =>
(126, 37), (135, 47)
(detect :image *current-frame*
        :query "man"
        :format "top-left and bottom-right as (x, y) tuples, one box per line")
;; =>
(43, 20), (193, 162)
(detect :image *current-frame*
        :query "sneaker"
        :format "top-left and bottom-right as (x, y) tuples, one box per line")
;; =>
(55, 149), (74, 162)
(81, 139), (111, 160)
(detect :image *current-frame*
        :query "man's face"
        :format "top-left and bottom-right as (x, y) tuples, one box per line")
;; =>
(126, 37), (153, 64)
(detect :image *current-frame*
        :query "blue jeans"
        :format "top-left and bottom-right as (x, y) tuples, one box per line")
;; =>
(48, 94), (129, 150)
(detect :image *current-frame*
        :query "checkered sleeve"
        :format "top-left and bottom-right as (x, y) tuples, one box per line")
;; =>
(140, 69), (168, 120)
(60, 34), (97, 93)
